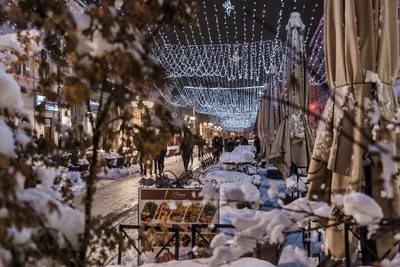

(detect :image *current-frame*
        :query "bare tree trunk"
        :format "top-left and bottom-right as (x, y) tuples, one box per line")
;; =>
(79, 128), (100, 265)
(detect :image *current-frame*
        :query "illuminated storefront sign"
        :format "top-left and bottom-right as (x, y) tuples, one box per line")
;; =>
(36, 95), (58, 111)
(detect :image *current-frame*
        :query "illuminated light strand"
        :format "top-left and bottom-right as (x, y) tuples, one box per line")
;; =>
(243, 0), (247, 42)
(213, 1), (222, 44)
(224, 6), (229, 43)
(202, 0), (213, 44)
(308, 18), (327, 86)
(305, 0), (319, 43)
(150, 0), (290, 130)
(152, 40), (284, 87)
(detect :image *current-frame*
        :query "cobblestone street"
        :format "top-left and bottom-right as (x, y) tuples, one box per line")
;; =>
(74, 159), (200, 224)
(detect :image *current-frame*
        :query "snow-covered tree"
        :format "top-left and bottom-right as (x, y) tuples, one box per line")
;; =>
(0, 0), (195, 266)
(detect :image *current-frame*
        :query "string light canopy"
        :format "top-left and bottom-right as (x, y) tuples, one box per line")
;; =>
(151, 0), (322, 131)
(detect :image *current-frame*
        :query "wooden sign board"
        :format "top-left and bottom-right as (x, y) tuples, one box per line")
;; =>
(138, 188), (219, 262)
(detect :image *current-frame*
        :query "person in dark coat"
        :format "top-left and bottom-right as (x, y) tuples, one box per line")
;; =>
(226, 138), (235, 152)
(58, 136), (63, 150)
(254, 135), (261, 154)
(234, 136), (240, 147)
(240, 136), (249, 145)
(135, 137), (147, 176)
(37, 134), (46, 154)
(212, 136), (221, 163)
(158, 145), (167, 174)
(196, 135), (206, 159)
(180, 133), (192, 172)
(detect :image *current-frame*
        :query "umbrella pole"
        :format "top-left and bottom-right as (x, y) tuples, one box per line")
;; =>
(360, 164), (378, 265)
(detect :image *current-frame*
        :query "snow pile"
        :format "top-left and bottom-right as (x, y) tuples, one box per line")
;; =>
(104, 152), (121, 159)
(258, 179), (286, 209)
(202, 170), (258, 184)
(65, 171), (86, 193)
(165, 155), (181, 164)
(235, 145), (256, 154)
(285, 175), (307, 193)
(207, 197), (332, 266)
(284, 198), (332, 225)
(136, 257), (275, 267)
(220, 150), (254, 164)
(279, 245), (318, 267)
(220, 182), (261, 203)
(220, 206), (257, 225)
(343, 193), (383, 225)
(97, 165), (140, 179)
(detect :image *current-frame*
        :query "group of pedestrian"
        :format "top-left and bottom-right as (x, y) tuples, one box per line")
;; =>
(136, 135), (168, 177)
(211, 135), (251, 163)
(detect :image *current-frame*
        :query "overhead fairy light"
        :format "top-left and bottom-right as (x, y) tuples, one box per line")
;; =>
(151, 40), (284, 88)
(308, 17), (327, 86)
(214, 113), (257, 131)
(230, 50), (242, 66)
(150, 0), (294, 131)
(223, 0), (234, 16)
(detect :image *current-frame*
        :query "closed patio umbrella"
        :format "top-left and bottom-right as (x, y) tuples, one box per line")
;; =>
(269, 12), (314, 179)
(71, 103), (85, 138)
(262, 65), (283, 164)
(307, 0), (400, 262)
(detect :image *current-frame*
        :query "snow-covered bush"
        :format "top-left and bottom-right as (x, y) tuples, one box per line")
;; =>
(1, 0), (196, 265)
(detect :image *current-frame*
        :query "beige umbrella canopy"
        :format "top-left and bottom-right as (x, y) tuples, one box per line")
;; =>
(269, 12), (314, 179)
(307, 0), (400, 262)
(259, 65), (283, 164)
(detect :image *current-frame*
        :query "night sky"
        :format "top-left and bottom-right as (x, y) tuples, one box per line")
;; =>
(161, 0), (324, 53)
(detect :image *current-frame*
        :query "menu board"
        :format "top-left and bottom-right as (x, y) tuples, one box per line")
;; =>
(139, 188), (219, 261)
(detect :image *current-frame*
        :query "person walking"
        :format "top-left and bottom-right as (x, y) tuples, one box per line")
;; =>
(240, 136), (249, 145)
(37, 134), (46, 154)
(58, 135), (63, 150)
(180, 133), (192, 172)
(190, 143), (194, 166)
(134, 136), (147, 176)
(158, 145), (167, 175)
(226, 138), (235, 152)
(254, 135), (261, 155)
(234, 136), (240, 147)
(212, 135), (221, 163)
(197, 135), (206, 159)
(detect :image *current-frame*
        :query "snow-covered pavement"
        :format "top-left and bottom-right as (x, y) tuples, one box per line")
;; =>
(74, 159), (199, 222)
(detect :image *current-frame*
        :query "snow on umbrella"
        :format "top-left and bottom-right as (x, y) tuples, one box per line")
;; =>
(269, 12), (314, 179)
(307, 0), (400, 261)
(257, 65), (283, 164)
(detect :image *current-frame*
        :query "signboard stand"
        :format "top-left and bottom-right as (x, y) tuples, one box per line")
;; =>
(138, 188), (219, 263)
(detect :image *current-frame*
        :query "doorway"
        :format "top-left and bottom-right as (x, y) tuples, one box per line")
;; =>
(44, 118), (52, 141)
